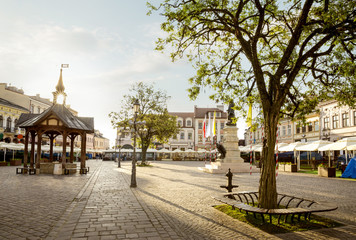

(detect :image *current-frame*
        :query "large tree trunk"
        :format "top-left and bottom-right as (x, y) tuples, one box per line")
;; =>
(258, 108), (279, 209)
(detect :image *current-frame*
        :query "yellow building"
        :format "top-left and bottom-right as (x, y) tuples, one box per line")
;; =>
(0, 98), (29, 142)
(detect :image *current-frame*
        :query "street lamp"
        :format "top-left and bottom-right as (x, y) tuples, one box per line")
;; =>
(117, 131), (123, 168)
(130, 99), (143, 188)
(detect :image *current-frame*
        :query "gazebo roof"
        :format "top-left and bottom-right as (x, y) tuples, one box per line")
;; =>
(17, 103), (94, 132)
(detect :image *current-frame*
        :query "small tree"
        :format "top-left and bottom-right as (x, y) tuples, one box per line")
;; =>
(109, 82), (179, 163)
(149, 0), (356, 208)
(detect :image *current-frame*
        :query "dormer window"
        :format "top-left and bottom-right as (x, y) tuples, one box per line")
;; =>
(186, 119), (192, 127)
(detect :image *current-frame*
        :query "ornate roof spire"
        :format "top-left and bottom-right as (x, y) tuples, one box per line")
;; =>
(53, 68), (67, 105)
(56, 68), (65, 93)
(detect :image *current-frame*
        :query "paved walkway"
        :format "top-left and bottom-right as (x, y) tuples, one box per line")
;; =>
(0, 160), (355, 239)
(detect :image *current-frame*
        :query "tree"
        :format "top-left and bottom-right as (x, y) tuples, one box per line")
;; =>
(149, 0), (356, 208)
(109, 82), (179, 163)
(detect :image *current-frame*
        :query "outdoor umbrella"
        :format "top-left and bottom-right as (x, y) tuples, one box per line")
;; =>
(279, 142), (307, 170)
(296, 140), (333, 167)
(318, 137), (356, 164)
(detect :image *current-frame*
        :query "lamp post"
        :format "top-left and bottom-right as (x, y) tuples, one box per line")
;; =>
(117, 131), (123, 168)
(130, 99), (145, 187)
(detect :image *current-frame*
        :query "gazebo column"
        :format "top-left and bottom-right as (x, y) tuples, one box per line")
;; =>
(30, 131), (36, 169)
(62, 131), (67, 168)
(49, 134), (54, 162)
(69, 134), (76, 163)
(36, 131), (42, 168)
(80, 132), (87, 169)
(24, 131), (29, 169)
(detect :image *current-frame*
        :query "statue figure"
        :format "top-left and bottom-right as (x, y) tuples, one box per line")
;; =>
(227, 101), (235, 126)
(216, 142), (226, 159)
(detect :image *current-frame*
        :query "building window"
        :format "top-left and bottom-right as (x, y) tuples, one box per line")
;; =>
(302, 124), (306, 133)
(315, 121), (319, 131)
(287, 125), (291, 135)
(282, 126), (286, 136)
(216, 112), (221, 117)
(180, 132), (184, 140)
(342, 113), (349, 127)
(332, 115), (339, 129)
(198, 122), (202, 129)
(188, 132), (192, 140)
(324, 117), (329, 129)
(177, 120), (183, 127)
(354, 111), (356, 126)
(220, 122), (224, 130)
(37, 106), (41, 113)
(210, 112), (214, 117)
(6, 117), (12, 130)
(186, 120), (192, 127)
(0, 115), (3, 127)
(308, 122), (313, 132)
(31, 105), (34, 113)
(198, 135), (202, 142)
(296, 124), (301, 134)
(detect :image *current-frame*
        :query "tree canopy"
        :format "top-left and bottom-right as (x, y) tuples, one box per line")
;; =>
(149, 0), (356, 208)
(109, 82), (179, 162)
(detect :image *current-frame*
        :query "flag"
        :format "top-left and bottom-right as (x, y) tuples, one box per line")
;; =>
(213, 111), (216, 136)
(206, 112), (211, 138)
(246, 102), (252, 127)
(203, 114), (206, 138)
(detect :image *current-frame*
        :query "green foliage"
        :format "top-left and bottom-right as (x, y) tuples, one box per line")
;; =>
(214, 204), (342, 234)
(149, 0), (356, 119)
(109, 82), (180, 162)
(149, 0), (356, 208)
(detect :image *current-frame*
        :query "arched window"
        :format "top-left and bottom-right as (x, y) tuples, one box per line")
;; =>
(186, 119), (192, 127)
(6, 117), (12, 130)
(0, 115), (3, 127)
(177, 120), (183, 127)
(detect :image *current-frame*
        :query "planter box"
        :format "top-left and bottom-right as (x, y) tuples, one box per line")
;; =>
(10, 159), (22, 166)
(285, 164), (297, 172)
(318, 167), (336, 177)
(0, 162), (7, 167)
(279, 164), (285, 171)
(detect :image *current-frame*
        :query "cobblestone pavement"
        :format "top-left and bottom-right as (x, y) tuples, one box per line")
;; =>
(0, 160), (355, 239)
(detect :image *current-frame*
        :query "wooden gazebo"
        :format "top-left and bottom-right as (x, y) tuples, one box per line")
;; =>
(17, 69), (94, 174)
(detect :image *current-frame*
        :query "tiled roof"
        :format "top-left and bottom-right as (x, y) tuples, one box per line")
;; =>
(17, 104), (94, 132)
(169, 112), (194, 118)
(29, 95), (52, 106)
(0, 98), (29, 112)
(194, 107), (227, 118)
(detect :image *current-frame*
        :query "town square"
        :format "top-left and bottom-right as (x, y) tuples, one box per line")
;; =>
(1, 0), (356, 239)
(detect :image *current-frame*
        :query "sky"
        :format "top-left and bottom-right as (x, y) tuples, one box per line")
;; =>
(0, 0), (248, 146)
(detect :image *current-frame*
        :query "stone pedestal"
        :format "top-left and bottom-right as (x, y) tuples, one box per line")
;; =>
(203, 125), (259, 173)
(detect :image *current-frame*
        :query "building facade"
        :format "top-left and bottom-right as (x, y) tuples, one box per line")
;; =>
(0, 98), (29, 143)
(1, 82), (108, 151)
(166, 112), (195, 151)
(244, 100), (356, 144)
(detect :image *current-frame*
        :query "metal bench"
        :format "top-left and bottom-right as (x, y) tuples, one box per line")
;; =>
(213, 191), (338, 224)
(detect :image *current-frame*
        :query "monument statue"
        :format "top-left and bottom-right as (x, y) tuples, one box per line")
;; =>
(216, 142), (226, 159)
(227, 101), (235, 126)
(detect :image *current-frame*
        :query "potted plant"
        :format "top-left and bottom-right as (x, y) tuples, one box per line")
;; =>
(284, 162), (297, 172)
(278, 162), (286, 171)
(318, 163), (336, 177)
(10, 158), (22, 166)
